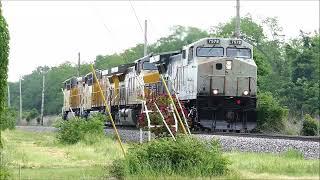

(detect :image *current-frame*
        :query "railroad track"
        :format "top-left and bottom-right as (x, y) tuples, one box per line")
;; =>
(192, 131), (320, 142)
(104, 126), (320, 142)
(17, 125), (319, 142)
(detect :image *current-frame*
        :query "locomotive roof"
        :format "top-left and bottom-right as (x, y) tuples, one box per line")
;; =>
(62, 37), (254, 83)
(102, 62), (135, 76)
(149, 50), (181, 64)
(184, 37), (253, 49)
(62, 76), (77, 83)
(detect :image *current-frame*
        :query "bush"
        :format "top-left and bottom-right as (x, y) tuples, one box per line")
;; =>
(24, 108), (39, 124)
(54, 116), (105, 144)
(0, 107), (17, 130)
(301, 114), (319, 136)
(110, 136), (229, 178)
(257, 92), (288, 132)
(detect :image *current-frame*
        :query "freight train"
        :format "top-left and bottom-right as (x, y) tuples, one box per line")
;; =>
(62, 38), (257, 132)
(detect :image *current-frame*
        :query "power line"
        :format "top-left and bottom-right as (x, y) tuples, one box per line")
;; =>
(89, 5), (143, 64)
(129, 0), (143, 33)
(91, 7), (112, 34)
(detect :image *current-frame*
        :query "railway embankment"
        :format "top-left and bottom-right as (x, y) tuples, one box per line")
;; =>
(16, 126), (319, 159)
(105, 127), (320, 159)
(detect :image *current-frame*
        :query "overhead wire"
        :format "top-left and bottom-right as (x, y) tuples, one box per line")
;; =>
(128, 0), (144, 33)
(89, 6), (133, 64)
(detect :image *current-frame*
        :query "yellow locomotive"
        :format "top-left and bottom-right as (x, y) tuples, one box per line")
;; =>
(62, 55), (160, 126)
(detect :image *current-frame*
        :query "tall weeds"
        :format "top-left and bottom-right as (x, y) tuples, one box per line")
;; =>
(110, 136), (229, 178)
(54, 116), (105, 145)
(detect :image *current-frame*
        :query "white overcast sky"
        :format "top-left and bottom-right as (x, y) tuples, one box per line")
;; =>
(2, 1), (319, 82)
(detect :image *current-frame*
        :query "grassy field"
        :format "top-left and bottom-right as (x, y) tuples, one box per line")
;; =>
(1, 129), (319, 179)
(1, 129), (123, 179)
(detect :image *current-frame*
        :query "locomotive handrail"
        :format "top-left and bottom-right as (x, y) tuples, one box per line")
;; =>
(160, 75), (188, 135)
(167, 78), (191, 135)
(90, 64), (126, 156)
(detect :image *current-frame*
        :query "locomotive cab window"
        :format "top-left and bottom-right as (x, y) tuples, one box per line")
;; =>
(71, 78), (77, 88)
(196, 47), (224, 57)
(182, 49), (186, 59)
(226, 47), (252, 59)
(87, 74), (93, 86)
(66, 80), (71, 90)
(188, 46), (194, 63)
(118, 74), (126, 82)
(142, 62), (157, 70)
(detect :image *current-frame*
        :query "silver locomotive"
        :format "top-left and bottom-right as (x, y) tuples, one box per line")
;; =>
(151, 38), (257, 132)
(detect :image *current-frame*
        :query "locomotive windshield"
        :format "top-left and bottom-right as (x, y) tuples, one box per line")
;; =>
(142, 62), (157, 70)
(196, 47), (224, 57)
(226, 47), (252, 59)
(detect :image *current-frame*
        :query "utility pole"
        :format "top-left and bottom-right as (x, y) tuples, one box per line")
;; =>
(78, 52), (80, 77)
(235, 0), (241, 38)
(144, 20), (148, 56)
(7, 83), (10, 107)
(40, 74), (45, 126)
(140, 19), (148, 143)
(19, 77), (22, 122)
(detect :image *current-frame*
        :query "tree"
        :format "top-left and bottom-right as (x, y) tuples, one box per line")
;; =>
(150, 26), (208, 53)
(282, 32), (320, 115)
(257, 92), (288, 132)
(210, 15), (273, 80)
(0, 3), (12, 129)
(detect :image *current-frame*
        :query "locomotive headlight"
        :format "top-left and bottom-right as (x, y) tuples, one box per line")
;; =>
(226, 60), (232, 70)
(213, 89), (219, 95)
(243, 90), (249, 95)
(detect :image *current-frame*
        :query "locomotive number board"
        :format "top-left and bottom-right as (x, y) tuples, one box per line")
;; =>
(229, 40), (242, 45)
(207, 39), (220, 44)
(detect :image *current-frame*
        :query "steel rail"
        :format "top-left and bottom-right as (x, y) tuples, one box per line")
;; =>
(192, 131), (320, 142)
(104, 126), (319, 142)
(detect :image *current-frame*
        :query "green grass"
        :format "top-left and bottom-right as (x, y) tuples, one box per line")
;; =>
(227, 151), (319, 179)
(1, 129), (123, 179)
(10, 166), (105, 180)
(1, 129), (319, 179)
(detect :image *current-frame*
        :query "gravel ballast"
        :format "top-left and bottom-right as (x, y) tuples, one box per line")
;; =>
(198, 134), (319, 159)
(16, 126), (319, 159)
(105, 128), (320, 159)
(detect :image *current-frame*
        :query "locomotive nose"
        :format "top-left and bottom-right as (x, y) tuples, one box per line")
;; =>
(198, 58), (256, 97)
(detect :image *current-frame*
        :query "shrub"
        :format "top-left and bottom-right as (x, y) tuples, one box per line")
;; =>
(0, 107), (17, 130)
(54, 116), (105, 144)
(301, 114), (319, 136)
(36, 117), (41, 125)
(110, 136), (229, 178)
(257, 92), (288, 132)
(24, 108), (39, 124)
